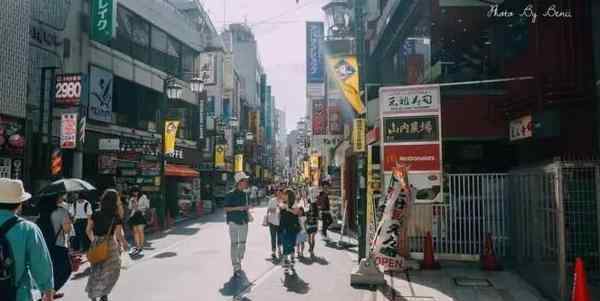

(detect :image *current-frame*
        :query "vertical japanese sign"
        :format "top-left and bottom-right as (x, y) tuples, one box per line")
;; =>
(235, 154), (244, 172)
(60, 113), (78, 149)
(353, 118), (366, 153)
(306, 22), (324, 83)
(215, 145), (226, 168)
(90, 0), (116, 44)
(380, 84), (442, 204)
(312, 98), (327, 135)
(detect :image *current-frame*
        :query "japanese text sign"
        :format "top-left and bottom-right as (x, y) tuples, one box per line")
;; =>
(90, 0), (116, 44)
(60, 113), (78, 149)
(306, 22), (324, 83)
(384, 116), (439, 143)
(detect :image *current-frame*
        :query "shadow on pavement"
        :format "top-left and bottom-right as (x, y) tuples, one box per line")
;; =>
(283, 273), (310, 294)
(71, 267), (91, 280)
(220, 271), (252, 297)
(154, 251), (177, 259)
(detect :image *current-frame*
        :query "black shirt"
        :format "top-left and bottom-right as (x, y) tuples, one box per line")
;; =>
(91, 212), (123, 236)
(224, 189), (249, 224)
(279, 208), (300, 233)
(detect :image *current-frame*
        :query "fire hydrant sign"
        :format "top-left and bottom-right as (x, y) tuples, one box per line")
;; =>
(90, 0), (116, 44)
(60, 113), (78, 149)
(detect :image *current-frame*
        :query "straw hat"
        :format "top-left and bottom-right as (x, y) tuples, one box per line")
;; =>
(0, 178), (32, 204)
(234, 172), (250, 183)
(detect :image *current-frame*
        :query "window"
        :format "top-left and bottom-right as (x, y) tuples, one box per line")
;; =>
(114, 6), (150, 64)
(166, 37), (182, 76)
(182, 46), (195, 75)
(151, 27), (168, 72)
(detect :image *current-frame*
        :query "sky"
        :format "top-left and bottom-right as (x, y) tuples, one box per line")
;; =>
(201, 0), (329, 133)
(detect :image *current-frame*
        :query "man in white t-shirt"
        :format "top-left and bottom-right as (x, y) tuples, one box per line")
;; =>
(266, 188), (283, 259)
(68, 193), (92, 252)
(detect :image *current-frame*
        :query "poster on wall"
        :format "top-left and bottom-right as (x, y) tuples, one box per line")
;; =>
(60, 113), (78, 149)
(0, 116), (25, 155)
(89, 65), (113, 122)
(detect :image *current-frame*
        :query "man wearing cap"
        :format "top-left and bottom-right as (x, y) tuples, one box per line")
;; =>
(0, 179), (55, 301)
(224, 172), (252, 277)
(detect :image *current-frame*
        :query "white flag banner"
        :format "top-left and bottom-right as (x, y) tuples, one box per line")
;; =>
(371, 165), (413, 271)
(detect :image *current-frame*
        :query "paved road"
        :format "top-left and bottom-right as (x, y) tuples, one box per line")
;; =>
(60, 207), (367, 301)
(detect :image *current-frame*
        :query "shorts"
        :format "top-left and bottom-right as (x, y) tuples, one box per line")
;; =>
(128, 211), (147, 227)
(306, 225), (318, 234)
(296, 231), (308, 244)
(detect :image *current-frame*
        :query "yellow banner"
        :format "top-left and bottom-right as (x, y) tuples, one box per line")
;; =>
(235, 154), (244, 172)
(327, 56), (365, 114)
(310, 154), (319, 169)
(215, 144), (226, 167)
(164, 121), (179, 154)
(353, 118), (366, 152)
(304, 161), (310, 179)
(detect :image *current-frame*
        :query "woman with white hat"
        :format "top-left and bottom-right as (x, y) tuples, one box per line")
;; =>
(0, 178), (55, 301)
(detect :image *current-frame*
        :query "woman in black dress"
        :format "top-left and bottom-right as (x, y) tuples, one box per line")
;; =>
(278, 189), (301, 275)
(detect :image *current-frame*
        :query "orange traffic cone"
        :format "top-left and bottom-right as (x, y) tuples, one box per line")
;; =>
(420, 232), (441, 269)
(571, 258), (591, 301)
(481, 233), (502, 271)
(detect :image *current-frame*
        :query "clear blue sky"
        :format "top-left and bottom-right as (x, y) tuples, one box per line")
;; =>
(202, 0), (329, 132)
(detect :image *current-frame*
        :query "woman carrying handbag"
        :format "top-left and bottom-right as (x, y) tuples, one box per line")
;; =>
(85, 189), (128, 301)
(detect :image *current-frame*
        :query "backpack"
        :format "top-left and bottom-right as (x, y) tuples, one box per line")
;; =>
(0, 217), (23, 301)
(36, 210), (61, 248)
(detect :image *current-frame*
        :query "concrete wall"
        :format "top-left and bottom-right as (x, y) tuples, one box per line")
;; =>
(1, 0), (31, 118)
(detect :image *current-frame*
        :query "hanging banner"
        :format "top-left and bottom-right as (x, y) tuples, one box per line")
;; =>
(303, 161), (310, 180)
(90, 0), (116, 44)
(353, 118), (366, 153)
(235, 154), (244, 172)
(215, 144), (226, 168)
(60, 113), (78, 149)
(89, 65), (113, 122)
(327, 56), (365, 114)
(306, 22), (325, 83)
(164, 121), (179, 154)
(372, 165), (413, 271)
(310, 154), (319, 169)
(312, 98), (327, 135)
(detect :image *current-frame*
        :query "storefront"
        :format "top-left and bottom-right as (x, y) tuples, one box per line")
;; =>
(0, 115), (26, 181)
(164, 147), (202, 219)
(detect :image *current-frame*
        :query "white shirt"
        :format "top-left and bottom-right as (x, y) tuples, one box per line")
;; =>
(250, 186), (258, 198)
(267, 197), (280, 226)
(129, 194), (150, 216)
(69, 199), (92, 220)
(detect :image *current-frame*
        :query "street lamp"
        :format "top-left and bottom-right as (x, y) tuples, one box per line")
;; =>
(322, 0), (351, 37)
(166, 82), (183, 100)
(190, 76), (205, 94)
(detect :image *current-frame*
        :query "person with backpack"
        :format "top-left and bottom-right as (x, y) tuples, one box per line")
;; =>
(68, 193), (93, 252)
(37, 194), (73, 299)
(85, 189), (127, 301)
(0, 178), (55, 301)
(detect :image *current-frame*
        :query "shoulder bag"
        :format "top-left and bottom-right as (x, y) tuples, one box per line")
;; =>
(87, 217), (115, 265)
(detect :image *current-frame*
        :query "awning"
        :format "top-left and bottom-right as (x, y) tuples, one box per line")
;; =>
(165, 164), (199, 177)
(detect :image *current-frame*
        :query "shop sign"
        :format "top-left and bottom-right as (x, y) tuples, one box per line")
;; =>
(164, 121), (179, 154)
(119, 139), (159, 156)
(98, 138), (120, 151)
(98, 154), (117, 174)
(165, 149), (184, 160)
(0, 116), (25, 156)
(120, 169), (138, 177)
(30, 24), (61, 49)
(198, 52), (216, 85)
(55, 74), (83, 106)
(89, 65), (113, 123)
(136, 177), (155, 185)
(383, 144), (441, 172)
(328, 104), (343, 135)
(60, 113), (77, 149)
(380, 85), (440, 115)
(307, 83), (325, 97)
(139, 162), (160, 176)
(90, 0), (116, 44)
(235, 154), (244, 173)
(306, 22), (325, 83)
(117, 160), (137, 169)
(215, 145), (226, 168)
(367, 127), (380, 145)
(383, 116), (439, 143)
(509, 115), (533, 141)
(353, 118), (366, 153)
(312, 98), (327, 135)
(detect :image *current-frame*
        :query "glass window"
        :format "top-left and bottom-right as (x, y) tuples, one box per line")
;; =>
(151, 27), (168, 72)
(182, 46), (195, 75)
(166, 37), (182, 76)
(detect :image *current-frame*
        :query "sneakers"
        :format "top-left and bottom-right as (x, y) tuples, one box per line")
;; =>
(129, 247), (143, 256)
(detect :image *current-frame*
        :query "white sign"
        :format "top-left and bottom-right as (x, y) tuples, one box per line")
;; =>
(55, 74), (83, 105)
(89, 66), (113, 123)
(60, 113), (78, 149)
(380, 85), (440, 115)
(198, 52), (216, 85)
(307, 83), (325, 97)
(510, 115), (533, 141)
(98, 138), (120, 151)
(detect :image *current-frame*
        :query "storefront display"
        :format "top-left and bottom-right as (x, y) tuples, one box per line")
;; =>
(0, 115), (26, 180)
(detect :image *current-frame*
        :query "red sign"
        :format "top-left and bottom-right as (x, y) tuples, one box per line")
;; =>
(312, 98), (327, 135)
(367, 127), (380, 145)
(383, 144), (441, 171)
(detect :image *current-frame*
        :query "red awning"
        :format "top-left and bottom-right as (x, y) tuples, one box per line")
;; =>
(165, 164), (199, 177)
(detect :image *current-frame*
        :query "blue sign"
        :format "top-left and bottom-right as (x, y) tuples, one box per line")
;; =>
(306, 22), (324, 83)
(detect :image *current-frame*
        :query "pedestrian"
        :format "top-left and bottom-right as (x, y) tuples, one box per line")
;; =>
(127, 186), (149, 256)
(305, 197), (319, 258)
(250, 185), (258, 206)
(317, 184), (332, 241)
(37, 193), (73, 299)
(266, 189), (282, 260)
(295, 202), (307, 258)
(85, 189), (128, 301)
(0, 179), (55, 301)
(224, 172), (252, 277)
(68, 193), (93, 252)
(278, 189), (301, 275)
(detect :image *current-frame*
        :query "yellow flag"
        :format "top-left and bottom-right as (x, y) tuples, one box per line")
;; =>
(215, 144), (226, 167)
(310, 154), (319, 169)
(235, 154), (244, 172)
(164, 121), (179, 154)
(304, 161), (310, 179)
(327, 56), (365, 114)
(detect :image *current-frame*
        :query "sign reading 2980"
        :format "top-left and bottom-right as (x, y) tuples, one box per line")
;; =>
(55, 74), (83, 106)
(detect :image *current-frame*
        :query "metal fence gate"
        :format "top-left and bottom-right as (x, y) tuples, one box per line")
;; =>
(409, 173), (509, 260)
(510, 160), (600, 301)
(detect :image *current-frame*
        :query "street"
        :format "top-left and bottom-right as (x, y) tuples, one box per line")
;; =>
(61, 207), (367, 301)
